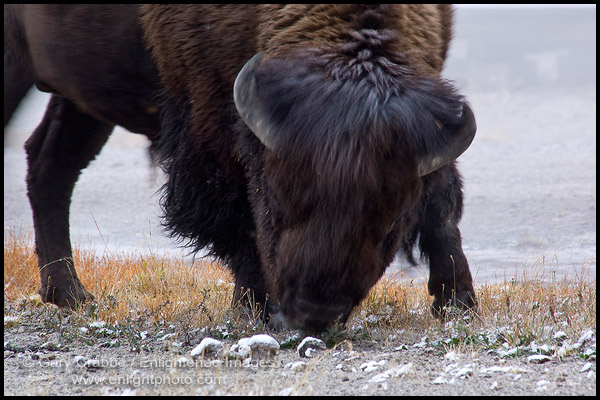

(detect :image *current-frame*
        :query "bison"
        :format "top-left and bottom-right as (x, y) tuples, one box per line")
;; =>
(5, 4), (476, 333)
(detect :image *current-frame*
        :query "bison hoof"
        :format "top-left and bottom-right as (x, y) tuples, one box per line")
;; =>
(266, 311), (289, 331)
(39, 280), (94, 309)
(431, 290), (477, 320)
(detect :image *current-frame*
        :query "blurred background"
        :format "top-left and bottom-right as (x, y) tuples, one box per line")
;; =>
(4, 4), (596, 285)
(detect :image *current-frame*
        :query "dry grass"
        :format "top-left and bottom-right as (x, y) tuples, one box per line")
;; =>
(3, 229), (241, 346)
(4, 228), (596, 355)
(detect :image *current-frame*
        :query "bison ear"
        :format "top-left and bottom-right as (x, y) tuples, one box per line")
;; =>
(234, 52), (278, 150)
(417, 102), (476, 176)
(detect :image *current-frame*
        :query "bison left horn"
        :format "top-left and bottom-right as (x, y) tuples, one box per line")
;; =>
(233, 52), (279, 150)
(417, 102), (476, 176)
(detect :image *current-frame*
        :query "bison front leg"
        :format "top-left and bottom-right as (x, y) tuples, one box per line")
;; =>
(25, 96), (113, 308)
(418, 165), (477, 317)
(228, 248), (276, 323)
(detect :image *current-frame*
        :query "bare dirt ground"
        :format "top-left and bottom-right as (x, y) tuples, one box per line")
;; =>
(4, 299), (596, 396)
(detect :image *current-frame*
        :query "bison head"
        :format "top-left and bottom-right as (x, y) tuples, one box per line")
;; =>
(234, 50), (475, 333)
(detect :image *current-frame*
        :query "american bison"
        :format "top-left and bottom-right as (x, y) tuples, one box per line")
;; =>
(5, 4), (476, 333)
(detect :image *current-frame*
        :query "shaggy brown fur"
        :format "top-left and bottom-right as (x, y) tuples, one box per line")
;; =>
(141, 4), (476, 332)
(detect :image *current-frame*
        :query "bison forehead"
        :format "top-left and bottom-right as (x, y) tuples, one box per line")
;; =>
(257, 4), (450, 74)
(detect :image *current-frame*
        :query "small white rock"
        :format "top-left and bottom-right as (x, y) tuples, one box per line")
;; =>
(176, 356), (193, 367)
(4, 316), (19, 324)
(583, 347), (596, 359)
(35, 353), (56, 361)
(444, 351), (458, 362)
(89, 321), (106, 328)
(297, 336), (326, 358)
(556, 342), (573, 358)
(535, 379), (550, 392)
(553, 331), (568, 341)
(527, 354), (552, 364)
(490, 381), (500, 390)
(444, 363), (459, 373)
(238, 334), (279, 358)
(190, 337), (224, 358)
(360, 360), (386, 373)
(580, 362), (592, 373)
(454, 366), (473, 378)
(160, 333), (177, 342)
(577, 330), (595, 345)
(285, 361), (306, 372)
(84, 359), (102, 369)
(432, 376), (448, 385)
(413, 337), (428, 348)
(279, 386), (294, 396)
(369, 363), (412, 383)
(586, 370), (595, 380)
(226, 344), (251, 360)
(480, 365), (529, 374)
(72, 355), (88, 365)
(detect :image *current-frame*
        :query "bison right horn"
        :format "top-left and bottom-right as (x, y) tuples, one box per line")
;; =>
(417, 102), (476, 176)
(233, 52), (280, 150)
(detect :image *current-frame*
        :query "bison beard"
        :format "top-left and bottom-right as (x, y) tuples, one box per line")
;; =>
(146, 5), (477, 333)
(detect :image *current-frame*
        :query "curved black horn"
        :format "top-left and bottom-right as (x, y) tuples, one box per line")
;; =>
(233, 52), (279, 150)
(417, 102), (476, 176)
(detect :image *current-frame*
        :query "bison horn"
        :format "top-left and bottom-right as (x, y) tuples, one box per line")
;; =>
(417, 102), (476, 176)
(233, 52), (278, 150)
(235, 51), (477, 170)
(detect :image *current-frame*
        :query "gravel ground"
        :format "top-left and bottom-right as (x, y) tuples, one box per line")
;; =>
(3, 304), (596, 396)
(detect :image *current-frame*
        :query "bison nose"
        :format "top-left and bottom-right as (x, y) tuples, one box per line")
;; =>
(284, 297), (350, 333)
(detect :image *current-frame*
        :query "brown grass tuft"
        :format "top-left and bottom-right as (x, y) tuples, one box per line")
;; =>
(4, 228), (596, 353)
